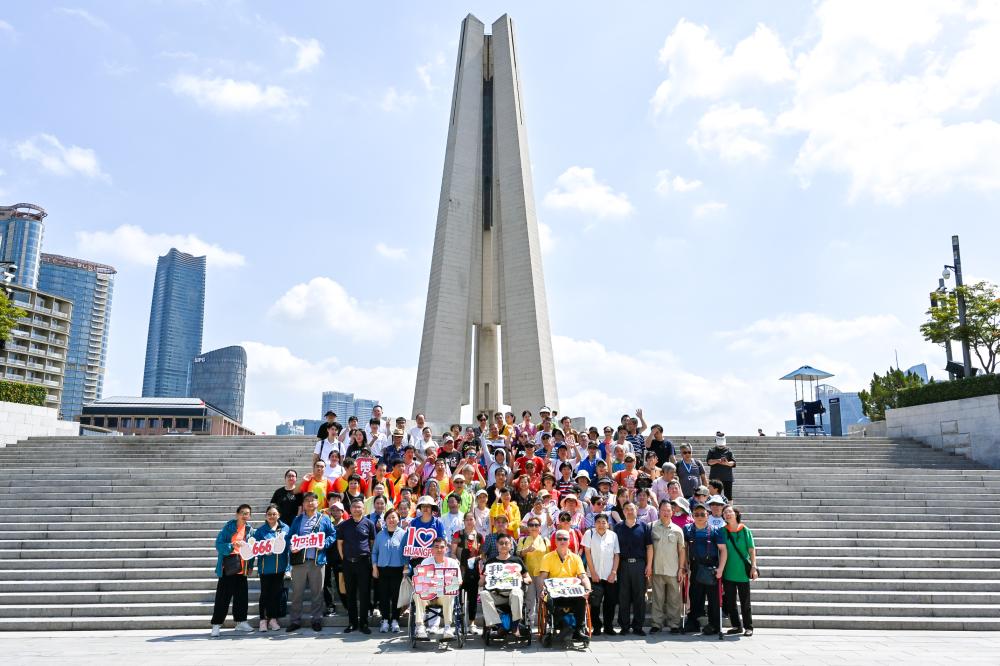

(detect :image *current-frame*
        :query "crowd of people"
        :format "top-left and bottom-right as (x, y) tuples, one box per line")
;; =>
(210, 405), (759, 642)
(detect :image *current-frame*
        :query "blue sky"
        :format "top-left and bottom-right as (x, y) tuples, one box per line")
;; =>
(2, 1), (998, 435)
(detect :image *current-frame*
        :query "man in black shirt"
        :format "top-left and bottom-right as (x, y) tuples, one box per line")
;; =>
(270, 469), (302, 526)
(706, 432), (736, 501)
(613, 501), (653, 636)
(647, 424), (676, 466)
(337, 498), (376, 634)
(480, 534), (532, 635)
(316, 411), (337, 442)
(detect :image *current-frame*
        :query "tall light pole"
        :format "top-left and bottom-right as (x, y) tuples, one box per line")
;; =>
(931, 278), (955, 380)
(942, 234), (973, 378)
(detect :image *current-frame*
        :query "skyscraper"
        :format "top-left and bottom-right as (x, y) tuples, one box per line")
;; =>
(0, 203), (46, 289)
(38, 253), (116, 420)
(188, 345), (247, 423)
(141, 248), (205, 398)
(413, 15), (559, 426)
(321, 391), (381, 421)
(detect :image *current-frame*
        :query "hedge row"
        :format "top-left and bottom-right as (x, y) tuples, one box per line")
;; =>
(0, 380), (47, 406)
(897, 373), (1000, 408)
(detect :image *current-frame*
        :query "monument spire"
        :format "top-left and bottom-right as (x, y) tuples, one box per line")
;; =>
(413, 14), (558, 426)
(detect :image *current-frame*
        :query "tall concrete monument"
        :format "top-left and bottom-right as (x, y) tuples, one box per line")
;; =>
(413, 14), (558, 426)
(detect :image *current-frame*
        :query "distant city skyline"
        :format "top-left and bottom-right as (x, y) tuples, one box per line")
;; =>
(321, 390), (380, 422)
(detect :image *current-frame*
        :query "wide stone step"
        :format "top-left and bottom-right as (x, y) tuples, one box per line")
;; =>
(751, 600), (1000, 618)
(0, 567), (213, 581)
(754, 577), (1000, 592)
(753, 566), (1000, 580)
(0, 578), (221, 593)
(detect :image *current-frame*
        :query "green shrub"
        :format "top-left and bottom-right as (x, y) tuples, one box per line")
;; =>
(0, 380), (47, 406)
(897, 374), (1000, 409)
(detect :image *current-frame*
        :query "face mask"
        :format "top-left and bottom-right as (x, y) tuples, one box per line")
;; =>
(715, 436), (726, 446)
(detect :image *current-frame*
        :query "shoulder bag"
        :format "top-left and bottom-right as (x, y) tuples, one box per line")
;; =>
(726, 528), (757, 578)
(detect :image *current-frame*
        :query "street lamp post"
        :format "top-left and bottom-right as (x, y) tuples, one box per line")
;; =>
(942, 234), (973, 378)
(931, 278), (955, 380)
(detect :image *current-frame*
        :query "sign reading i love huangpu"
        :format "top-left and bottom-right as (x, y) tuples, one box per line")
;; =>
(402, 525), (437, 557)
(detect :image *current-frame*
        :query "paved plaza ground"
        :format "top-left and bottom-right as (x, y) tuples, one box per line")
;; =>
(6, 629), (1000, 665)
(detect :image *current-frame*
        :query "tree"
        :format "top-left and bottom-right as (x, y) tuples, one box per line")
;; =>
(859, 367), (925, 421)
(0, 290), (26, 349)
(921, 280), (1000, 374)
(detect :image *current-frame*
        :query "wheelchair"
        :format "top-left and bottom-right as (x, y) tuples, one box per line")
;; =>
(481, 590), (532, 647)
(538, 589), (591, 648)
(407, 592), (467, 649)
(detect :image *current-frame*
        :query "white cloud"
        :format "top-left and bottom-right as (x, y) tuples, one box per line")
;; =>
(14, 134), (110, 182)
(55, 7), (110, 31)
(542, 167), (634, 219)
(689, 103), (772, 162)
(75, 224), (245, 268)
(651, 19), (793, 113)
(0, 20), (14, 35)
(537, 222), (554, 255)
(552, 335), (761, 434)
(660, 1), (1000, 202)
(269, 277), (396, 343)
(416, 53), (447, 91)
(375, 242), (407, 260)
(775, 0), (1000, 202)
(655, 169), (702, 195)
(718, 313), (902, 356)
(693, 201), (727, 218)
(281, 36), (323, 73)
(380, 87), (417, 112)
(168, 74), (304, 112)
(552, 306), (942, 435)
(240, 340), (416, 433)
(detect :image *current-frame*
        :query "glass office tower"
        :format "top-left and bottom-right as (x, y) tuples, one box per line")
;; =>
(189, 345), (247, 423)
(38, 253), (116, 420)
(0, 203), (46, 289)
(141, 248), (205, 398)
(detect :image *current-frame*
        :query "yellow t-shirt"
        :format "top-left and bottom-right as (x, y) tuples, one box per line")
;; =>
(539, 550), (585, 579)
(517, 535), (549, 576)
(489, 501), (521, 536)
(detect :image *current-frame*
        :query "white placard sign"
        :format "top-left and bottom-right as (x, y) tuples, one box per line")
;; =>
(544, 577), (586, 598)
(290, 532), (325, 552)
(238, 535), (287, 560)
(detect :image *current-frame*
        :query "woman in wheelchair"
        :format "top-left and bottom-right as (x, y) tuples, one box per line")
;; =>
(412, 538), (461, 639)
(539, 529), (592, 643)
(479, 534), (532, 639)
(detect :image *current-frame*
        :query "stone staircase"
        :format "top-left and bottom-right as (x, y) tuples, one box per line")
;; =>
(0, 434), (998, 630)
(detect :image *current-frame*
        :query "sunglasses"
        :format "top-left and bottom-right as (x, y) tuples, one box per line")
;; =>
(556, 537), (569, 542)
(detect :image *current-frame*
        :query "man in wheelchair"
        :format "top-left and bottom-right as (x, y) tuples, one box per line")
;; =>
(412, 538), (461, 640)
(539, 529), (592, 644)
(480, 534), (532, 639)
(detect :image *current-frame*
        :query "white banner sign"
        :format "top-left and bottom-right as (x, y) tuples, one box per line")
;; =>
(290, 532), (325, 552)
(238, 535), (287, 560)
(544, 577), (586, 598)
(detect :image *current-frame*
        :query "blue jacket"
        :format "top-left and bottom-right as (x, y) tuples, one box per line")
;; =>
(214, 519), (254, 577)
(372, 527), (407, 568)
(253, 520), (291, 576)
(287, 512), (337, 566)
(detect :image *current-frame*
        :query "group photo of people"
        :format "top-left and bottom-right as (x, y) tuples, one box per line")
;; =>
(209, 404), (759, 646)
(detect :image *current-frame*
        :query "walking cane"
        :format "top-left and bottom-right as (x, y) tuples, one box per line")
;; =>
(680, 573), (688, 634)
(717, 576), (724, 641)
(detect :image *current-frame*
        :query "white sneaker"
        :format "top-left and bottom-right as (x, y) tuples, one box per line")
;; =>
(391, 620), (400, 633)
(441, 626), (455, 640)
(234, 621), (255, 633)
(268, 619), (280, 631)
(259, 620), (268, 632)
(379, 620), (389, 633)
(415, 624), (428, 639)
(210, 625), (221, 638)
